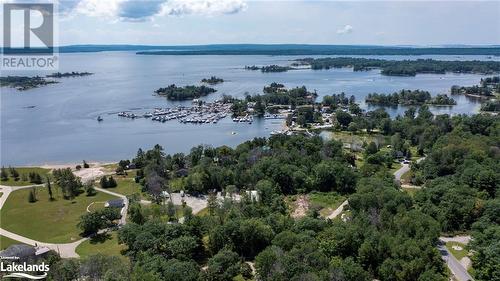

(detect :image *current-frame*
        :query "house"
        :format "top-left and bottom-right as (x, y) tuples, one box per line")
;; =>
(0, 244), (50, 261)
(245, 190), (260, 202)
(105, 199), (124, 208)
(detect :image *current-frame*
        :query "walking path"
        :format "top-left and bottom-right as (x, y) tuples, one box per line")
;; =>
(0, 173), (129, 258)
(0, 185), (86, 258)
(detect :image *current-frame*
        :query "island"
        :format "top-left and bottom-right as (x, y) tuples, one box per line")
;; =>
(245, 65), (293, 72)
(0, 76), (58, 91)
(427, 94), (457, 106)
(154, 84), (217, 100)
(244, 65), (260, 70)
(451, 76), (500, 98)
(295, 57), (500, 76)
(365, 90), (432, 106)
(46, 72), (93, 78)
(201, 76), (224, 85)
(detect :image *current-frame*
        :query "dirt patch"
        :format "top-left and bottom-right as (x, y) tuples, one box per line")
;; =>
(460, 257), (472, 270)
(291, 195), (309, 219)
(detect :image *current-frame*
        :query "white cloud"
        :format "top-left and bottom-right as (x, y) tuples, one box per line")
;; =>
(62, 0), (247, 21)
(337, 24), (353, 34)
(161, 0), (247, 16)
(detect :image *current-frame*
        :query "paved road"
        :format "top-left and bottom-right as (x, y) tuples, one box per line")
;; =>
(437, 241), (474, 281)
(326, 200), (348, 220)
(393, 157), (426, 183)
(94, 187), (128, 226)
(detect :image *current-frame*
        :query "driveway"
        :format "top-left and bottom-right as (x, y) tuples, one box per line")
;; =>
(437, 241), (474, 281)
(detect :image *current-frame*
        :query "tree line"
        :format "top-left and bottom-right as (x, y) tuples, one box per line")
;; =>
(297, 57), (500, 76)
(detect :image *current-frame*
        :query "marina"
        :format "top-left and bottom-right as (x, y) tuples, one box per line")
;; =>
(1, 52), (495, 165)
(117, 101), (236, 124)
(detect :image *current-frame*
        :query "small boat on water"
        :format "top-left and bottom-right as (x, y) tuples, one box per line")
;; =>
(97, 116), (103, 122)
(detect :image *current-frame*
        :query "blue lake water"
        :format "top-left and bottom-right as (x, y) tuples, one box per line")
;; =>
(1, 52), (497, 165)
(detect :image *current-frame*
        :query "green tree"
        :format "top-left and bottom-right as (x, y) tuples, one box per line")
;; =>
(0, 166), (8, 181)
(336, 110), (353, 128)
(204, 249), (241, 281)
(28, 188), (37, 203)
(100, 176), (109, 189)
(46, 176), (54, 200)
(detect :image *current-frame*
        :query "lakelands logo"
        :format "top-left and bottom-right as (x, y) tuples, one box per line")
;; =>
(1, 1), (59, 70)
(1, 261), (49, 280)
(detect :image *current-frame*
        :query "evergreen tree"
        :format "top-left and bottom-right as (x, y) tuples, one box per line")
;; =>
(46, 176), (54, 200)
(9, 167), (19, 180)
(107, 176), (117, 188)
(28, 188), (37, 203)
(0, 166), (8, 181)
(100, 176), (109, 189)
(166, 201), (176, 220)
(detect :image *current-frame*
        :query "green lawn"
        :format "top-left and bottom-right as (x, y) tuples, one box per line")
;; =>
(1, 186), (118, 243)
(402, 187), (419, 197)
(76, 232), (126, 258)
(389, 162), (403, 174)
(0, 235), (24, 250)
(0, 167), (51, 186)
(196, 207), (210, 217)
(308, 192), (346, 217)
(446, 242), (469, 260)
(106, 178), (143, 196)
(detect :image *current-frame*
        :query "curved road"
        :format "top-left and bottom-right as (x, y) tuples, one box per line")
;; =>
(0, 184), (86, 258)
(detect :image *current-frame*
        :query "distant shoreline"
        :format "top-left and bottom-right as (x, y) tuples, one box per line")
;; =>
(3, 44), (499, 56)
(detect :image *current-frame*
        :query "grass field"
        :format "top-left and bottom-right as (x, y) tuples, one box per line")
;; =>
(76, 232), (126, 258)
(0, 167), (51, 186)
(105, 178), (143, 197)
(1, 186), (118, 243)
(446, 242), (469, 260)
(0, 235), (24, 250)
(308, 192), (346, 217)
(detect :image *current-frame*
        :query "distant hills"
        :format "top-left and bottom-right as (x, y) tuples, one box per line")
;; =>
(3, 44), (500, 56)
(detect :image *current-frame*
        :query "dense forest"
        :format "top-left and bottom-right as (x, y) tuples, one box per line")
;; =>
(154, 84), (217, 100)
(366, 91), (457, 106)
(365, 90), (432, 106)
(24, 108), (499, 281)
(296, 57), (500, 76)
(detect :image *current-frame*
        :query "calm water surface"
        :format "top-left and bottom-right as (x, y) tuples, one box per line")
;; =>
(1, 52), (496, 165)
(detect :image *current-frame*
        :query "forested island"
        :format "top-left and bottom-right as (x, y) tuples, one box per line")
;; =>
(245, 65), (293, 72)
(451, 76), (500, 98)
(296, 57), (500, 76)
(366, 90), (456, 106)
(46, 71), (93, 78)
(427, 94), (457, 105)
(154, 84), (217, 100)
(201, 76), (224, 85)
(0, 76), (58, 91)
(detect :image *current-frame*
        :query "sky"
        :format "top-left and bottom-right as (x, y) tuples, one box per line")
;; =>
(2, 0), (500, 46)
